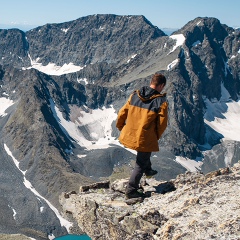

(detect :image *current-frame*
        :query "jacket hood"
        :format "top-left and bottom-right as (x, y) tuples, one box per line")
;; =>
(136, 86), (166, 101)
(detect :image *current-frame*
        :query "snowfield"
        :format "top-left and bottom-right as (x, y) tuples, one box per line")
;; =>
(175, 156), (203, 172)
(168, 34), (185, 54)
(23, 54), (84, 76)
(50, 99), (120, 150)
(204, 83), (240, 142)
(0, 97), (14, 117)
(175, 84), (240, 171)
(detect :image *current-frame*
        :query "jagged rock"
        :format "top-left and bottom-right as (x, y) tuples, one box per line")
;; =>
(79, 180), (110, 192)
(64, 191), (77, 198)
(0, 14), (240, 238)
(0, 15), (239, 160)
(0, 29), (30, 68)
(110, 178), (128, 193)
(125, 197), (144, 205)
(60, 162), (240, 240)
(25, 14), (166, 67)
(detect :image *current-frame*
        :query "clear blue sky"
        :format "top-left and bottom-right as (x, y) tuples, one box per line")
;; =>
(0, 0), (239, 30)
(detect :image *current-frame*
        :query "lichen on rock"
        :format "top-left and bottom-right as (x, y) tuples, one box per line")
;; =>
(59, 161), (240, 239)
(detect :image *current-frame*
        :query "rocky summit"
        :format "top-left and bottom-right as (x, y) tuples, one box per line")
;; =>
(0, 14), (240, 239)
(60, 161), (240, 240)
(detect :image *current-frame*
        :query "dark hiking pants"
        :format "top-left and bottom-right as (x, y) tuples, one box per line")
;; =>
(126, 151), (152, 194)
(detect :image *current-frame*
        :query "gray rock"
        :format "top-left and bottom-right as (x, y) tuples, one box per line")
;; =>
(0, 15), (240, 238)
(26, 14), (166, 66)
(60, 162), (240, 240)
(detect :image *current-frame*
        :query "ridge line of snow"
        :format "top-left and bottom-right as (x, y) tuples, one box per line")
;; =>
(3, 144), (72, 233)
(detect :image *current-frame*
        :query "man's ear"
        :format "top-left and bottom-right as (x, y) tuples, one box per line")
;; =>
(158, 83), (165, 92)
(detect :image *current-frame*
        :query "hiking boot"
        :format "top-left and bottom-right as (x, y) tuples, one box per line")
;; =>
(145, 169), (158, 178)
(125, 189), (145, 200)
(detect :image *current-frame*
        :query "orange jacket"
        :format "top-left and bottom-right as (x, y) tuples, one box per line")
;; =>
(116, 86), (168, 152)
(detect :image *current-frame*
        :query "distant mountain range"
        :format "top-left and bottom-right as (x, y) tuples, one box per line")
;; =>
(0, 23), (38, 32)
(0, 14), (239, 239)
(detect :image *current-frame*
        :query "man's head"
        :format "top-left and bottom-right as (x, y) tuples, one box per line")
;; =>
(150, 73), (166, 93)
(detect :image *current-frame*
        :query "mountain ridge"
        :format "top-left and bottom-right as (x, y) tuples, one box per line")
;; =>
(0, 14), (239, 239)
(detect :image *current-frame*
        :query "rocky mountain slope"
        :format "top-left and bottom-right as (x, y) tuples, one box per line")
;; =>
(60, 161), (240, 240)
(0, 14), (240, 239)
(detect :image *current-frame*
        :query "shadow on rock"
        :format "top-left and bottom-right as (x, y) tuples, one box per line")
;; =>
(145, 182), (176, 197)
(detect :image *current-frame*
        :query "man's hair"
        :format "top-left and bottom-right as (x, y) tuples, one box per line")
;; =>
(151, 73), (166, 86)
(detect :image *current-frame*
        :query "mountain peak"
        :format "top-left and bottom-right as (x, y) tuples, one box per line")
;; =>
(173, 17), (230, 38)
(24, 14), (166, 66)
(0, 15), (240, 239)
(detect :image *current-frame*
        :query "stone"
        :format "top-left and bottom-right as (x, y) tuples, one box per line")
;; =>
(125, 197), (144, 205)
(110, 178), (129, 193)
(79, 180), (110, 192)
(60, 161), (240, 240)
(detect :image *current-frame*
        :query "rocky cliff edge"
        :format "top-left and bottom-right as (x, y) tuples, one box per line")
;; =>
(60, 161), (240, 240)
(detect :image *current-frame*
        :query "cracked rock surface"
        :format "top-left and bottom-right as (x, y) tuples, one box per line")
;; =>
(60, 161), (240, 240)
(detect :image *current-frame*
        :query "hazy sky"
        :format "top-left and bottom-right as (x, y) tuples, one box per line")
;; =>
(0, 0), (239, 30)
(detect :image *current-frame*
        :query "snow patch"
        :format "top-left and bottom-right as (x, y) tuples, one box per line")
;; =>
(77, 154), (87, 158)
(77, 77), (88, 85)
(48, 234), (55, 240)
(175, 156), (203, 172)
(0, 97), (14, 117)
(192, 40), (201, 47)
(61, 28), (69, 33)
(49, 99), (85, 144)
(50, 99), (119, 150)
(167, 59), (178, 70)
(25, 54), (84, 76)
(18, 55), (23, 61)
(4, 144), (72, 232)
(168, 34), (185, 54)
(204, 83), (240, 141)
(8, 205), (17, 220)
(127, 54), (137, 63)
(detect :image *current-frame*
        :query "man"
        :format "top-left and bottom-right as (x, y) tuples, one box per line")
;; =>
(116, 73), (168, 199)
